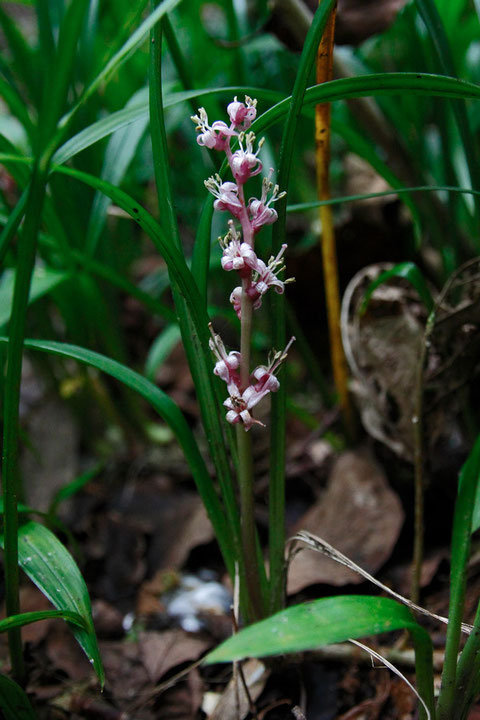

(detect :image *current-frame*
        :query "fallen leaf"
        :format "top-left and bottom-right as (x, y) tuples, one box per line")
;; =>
(139, 629), (209, 684)
(207, 658), (269, 720)
(287, 450), (404, 593)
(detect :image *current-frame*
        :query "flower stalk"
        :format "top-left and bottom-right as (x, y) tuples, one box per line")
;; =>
(193, 98), (294, 621)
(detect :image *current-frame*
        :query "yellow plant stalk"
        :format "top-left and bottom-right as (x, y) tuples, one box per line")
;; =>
(315, 1), (354, 436)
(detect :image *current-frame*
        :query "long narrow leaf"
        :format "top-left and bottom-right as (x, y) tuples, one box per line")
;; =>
(268, 0), (337, 614)
(0, 336), (234, 575)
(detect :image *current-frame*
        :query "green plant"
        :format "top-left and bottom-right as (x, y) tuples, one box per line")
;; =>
(1, 0), (480, 717)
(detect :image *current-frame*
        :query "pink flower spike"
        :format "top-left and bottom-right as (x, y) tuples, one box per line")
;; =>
(227, 96), (258, 129)
(231, 132), (264, 184)
(191, 108), (237, 151)
(205, 175), (243, 218)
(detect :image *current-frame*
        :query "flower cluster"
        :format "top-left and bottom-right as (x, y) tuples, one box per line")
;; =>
(193, 97), (294, 430)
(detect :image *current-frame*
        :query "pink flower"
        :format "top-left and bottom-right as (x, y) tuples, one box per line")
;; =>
(220, 221), (258, 275)
(230, 286), (262, 319)
(205, 175), (243, 218)
(223, 390), (265, 431)
(231, 133), (263, 184)
(227, 96), (257, 129)
(191, 108), (236, 151)
(248, 172), (286, 232)
(209, 328), (241, 393)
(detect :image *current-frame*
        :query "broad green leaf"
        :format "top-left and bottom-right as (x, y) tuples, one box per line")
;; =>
(0, 609), (86, 633)
(0, 336), (234, 576)
(0, 521), (104, 685)
(205, 595), (434, 720)
(0, 266), (69, 329)
(360, 262), (435, 314)
(0, 674), (36, 720)
(205, 596), (424, 661)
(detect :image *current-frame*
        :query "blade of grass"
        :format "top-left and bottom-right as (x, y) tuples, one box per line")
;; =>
(268, 0), (337, 615)
(415, 0), (480, 239)
(0, 5), (39, 105)
(0, 335), (235, 576)
(2, 163), (47, 683)
(436, 435), (480, 720)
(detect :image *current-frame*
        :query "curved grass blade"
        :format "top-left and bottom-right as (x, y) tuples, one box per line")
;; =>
(0, 336), (234, 576)
(40, 73), (480, 168)
(360, 262), (434, 314)
(205, 595), (434, 720)
(251, 73), (480, 138)
(286, 184), (480, 212)
(50, 165), (210, 333)
(52, 98), (148, 165)
(53, 87), (283, 166)
(0, 609), (86, 633)
(0, 521), (104, 685)
(0, 674), (36, 720)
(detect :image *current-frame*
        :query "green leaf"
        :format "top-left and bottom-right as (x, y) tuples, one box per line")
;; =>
(205, 595), (427, 663)
(86, 86), (150, 255)
(53, 87), (283, 165)
(268, 0), (337, 615)
(0, 265), (69, 329)
(0, 609), (86, 633)
(251, 73), (480, 139)
(0, 521), (104, 685)
(437, 434), (480, 719)
(205, 595), (434, 720)
(145, 323), (181, 381)
(0, 5), (39, 105)
(52, 97), (148, 165)
(0, 674), (36, 720)
(469, 440), (480, 534)
(61, 0), (182, 127)
(360, 262), (434, 314)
